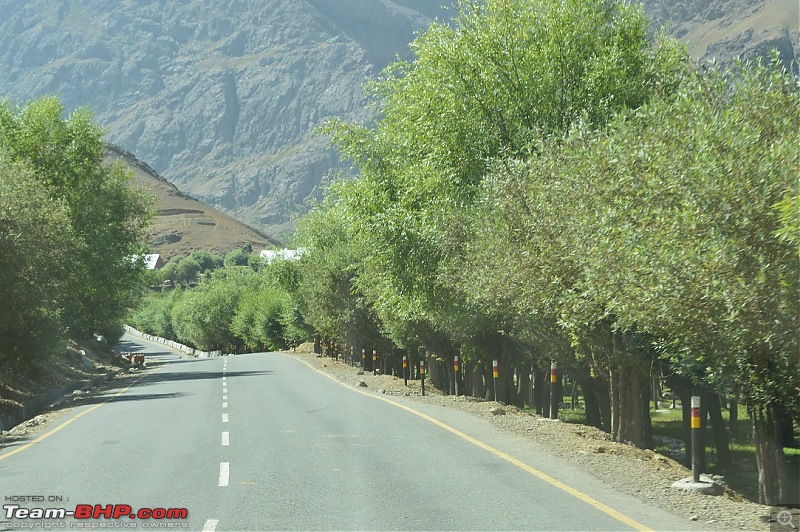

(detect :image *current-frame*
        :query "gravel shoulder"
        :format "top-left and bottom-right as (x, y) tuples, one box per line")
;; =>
(287, 347), (776, 532)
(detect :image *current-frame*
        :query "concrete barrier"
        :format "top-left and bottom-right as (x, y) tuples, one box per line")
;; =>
(123, 325), (222, 358)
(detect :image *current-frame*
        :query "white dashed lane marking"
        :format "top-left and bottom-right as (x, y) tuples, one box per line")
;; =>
(222, 413), (228, 423)
(218, 462), (229, 486)
(202, 519), (219, 531)
(222, 432), (229, 446)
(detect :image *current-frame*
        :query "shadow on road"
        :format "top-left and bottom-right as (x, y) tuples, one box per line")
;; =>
(136, 369), (274, 387)
(74, 391), (190, 405)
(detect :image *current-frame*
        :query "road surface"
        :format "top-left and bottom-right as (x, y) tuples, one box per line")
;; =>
(0, 334), (705, 531)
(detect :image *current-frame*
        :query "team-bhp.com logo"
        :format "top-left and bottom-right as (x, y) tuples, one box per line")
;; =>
(4, 504), (188, 528)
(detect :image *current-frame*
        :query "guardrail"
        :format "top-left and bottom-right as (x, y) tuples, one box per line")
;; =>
(123, 325), (222, 358)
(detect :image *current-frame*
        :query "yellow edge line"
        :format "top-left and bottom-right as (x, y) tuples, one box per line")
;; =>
(0, 366), (164, 462)
(292, 355), (653, 532)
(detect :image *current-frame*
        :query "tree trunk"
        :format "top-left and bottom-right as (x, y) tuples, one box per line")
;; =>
(571, 379), (578, 410)
(652, 373), (662, 408)
(751, 405), (777, 505)
(541, 369), (551, 418)
(609, 366), (621, 442)
(641, 374), (654, 450)
(704, 390), (731, 469)
(679, 384), (693, 468)
(580, 377), (603, 430)
(532, 366), (545, 415)
(500, 363), (516, 405)
(729, 394), (739, 441)
(429, 356), (442, 392)
(447, 361), (455, 396)
(471, 364), (484, 398)
(485, 358), (495, 401)
(768, 402), (793, 505)
(517, 367), (531, 407)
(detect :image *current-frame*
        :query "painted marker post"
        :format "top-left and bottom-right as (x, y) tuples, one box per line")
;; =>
(492, 360), (499, 402)
(403, 355), (408, 386)
(549, 361), (558, 420)
(361, 348), (365, 368)
(691, 396), (702, 483)
(420, 359), (426, 396)
(372, 349), (378, 375)
(453, 356), (460, 397)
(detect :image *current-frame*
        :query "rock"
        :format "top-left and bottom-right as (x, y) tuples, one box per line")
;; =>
(81, 355), (95, 371)
(356, 381), (367, 388)
(690, 515), (699, 521)
(377, 388), (385, 394)
(72, 389), (87, 397)
(672, 475), (725, 496)
(490, 407), (506, 416)
(595, 446), (607, 454)
(356, 370), (364, 375)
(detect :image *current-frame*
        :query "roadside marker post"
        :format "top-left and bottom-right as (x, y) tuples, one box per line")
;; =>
(403, 355), (408, 386)
(691, 396), (702, 483)
(420, 359), (426, 396)
(361, 348), (365, 368)
(492, 360), (499, 402)
(453, 355), (460, 396)
(549, 361), (559, 420)
(350, 346), (354, 367)
(372, 349), (378, 375)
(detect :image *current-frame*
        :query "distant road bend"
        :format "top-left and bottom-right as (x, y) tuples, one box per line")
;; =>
(0, 334), (706, 531)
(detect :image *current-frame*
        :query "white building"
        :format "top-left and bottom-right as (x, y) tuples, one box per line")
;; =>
(259, 248), (305, 264)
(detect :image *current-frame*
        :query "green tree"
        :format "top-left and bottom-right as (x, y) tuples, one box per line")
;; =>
(319, 0), (686, 392)
(170, 269), (245, 350)
(0, 150), (76, 361)
(176, 257), (202, 284)
(189, 250), (224, 273)
(224, 247), (251, 267)
(0, 96), (153, 339)
(468, 55), (799, 503)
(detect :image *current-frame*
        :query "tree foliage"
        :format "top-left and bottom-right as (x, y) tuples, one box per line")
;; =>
(0, 96), (153, 359)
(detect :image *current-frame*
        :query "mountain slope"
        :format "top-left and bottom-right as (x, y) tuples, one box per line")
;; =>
(105, 145), (279, 261)
(642, 0), (799, 70)
(0, 1), (795, 237)
(0, 0), (448, 237)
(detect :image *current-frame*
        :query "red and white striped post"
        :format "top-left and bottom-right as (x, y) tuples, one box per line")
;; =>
(492, 360), (499, 402)
(420, 359), (426, 396)
(403, 355), (408, 386)
(372, 349), (378, 375)
(361, 348), (365, 368)
(549, 361), (559, 419)
(453, 355), (460, 396)
(691, 396), (702, 482)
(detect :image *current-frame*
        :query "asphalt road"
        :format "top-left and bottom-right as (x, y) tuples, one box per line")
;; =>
(0, 334), (705, 531)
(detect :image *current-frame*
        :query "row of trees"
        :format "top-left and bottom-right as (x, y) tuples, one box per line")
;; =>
(0, 96), (153, 361)
(289, 0), (798, 505)
(129, 259), (309, 353)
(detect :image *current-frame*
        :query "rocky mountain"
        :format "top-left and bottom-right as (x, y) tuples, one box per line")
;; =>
(642, 0), (798, 72)
(0, 1), (796, 238)
(0, 0), (448, 238)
